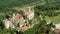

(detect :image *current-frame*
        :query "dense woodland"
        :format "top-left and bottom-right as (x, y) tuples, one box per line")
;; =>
(0, 0), (60, 34)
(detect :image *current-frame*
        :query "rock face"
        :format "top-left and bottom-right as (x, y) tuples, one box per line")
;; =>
(3, 7), (35, 30)
(20, 7), (34, 20)
(54, 29), (60, 34)
(27, 11), (34, 20)
(13, 7), (34, 20)
(3, 19), (15, 29)
(51, 23), (60, 34)
(11, 13), (26, 28)
(55, 24), (60, 29)
(3, 13), (26, 29)
(3, 19), (10, 29)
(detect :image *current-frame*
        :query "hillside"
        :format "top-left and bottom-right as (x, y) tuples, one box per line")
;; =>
(0, 0), (42, 10)
(0, 0), (60, 10)
(0, 0), (60, 34)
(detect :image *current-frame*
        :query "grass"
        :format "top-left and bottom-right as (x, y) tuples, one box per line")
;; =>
(45, 14), (60, 23)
